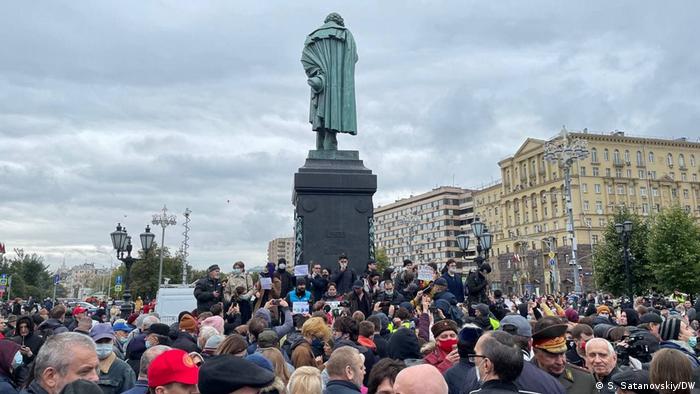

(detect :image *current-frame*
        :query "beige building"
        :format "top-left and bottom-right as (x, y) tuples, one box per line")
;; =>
(474, 130), (700, 295)
(267, 237), (295, 266)
(373, 186), (477, 269)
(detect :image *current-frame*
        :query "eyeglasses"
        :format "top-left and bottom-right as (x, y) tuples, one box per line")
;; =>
(467, 354), (487, 364)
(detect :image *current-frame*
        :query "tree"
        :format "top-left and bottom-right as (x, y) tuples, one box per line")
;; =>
(592, 209), (653, 296)
(4, 250), (54, 299)
(375, 248), (390, 275)
(647, 205), (700, 294)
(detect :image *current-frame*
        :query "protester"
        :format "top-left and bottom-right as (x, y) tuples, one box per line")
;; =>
(11, 316), (44, 365)
(0, 340), (22, 393)
(469, 331), (524, 394)
(194, 265), (224, 313)
(441, 259), (465, 303)
(147, 349), (199, 394)
(224, 261), (255, 323)
(566, 323), (593, 368)
(292, 316), (331, 368)
(649, 348), (695, 394)
(423, 319), (460, 373)
(393, 364), (448, 394)
(288, 366), (324, 394)
(121, 345), (170, 394)
(324, 346), (365, 394)
(347, 280), (372, 318)
(309, 263), (330, 302)
(23, 332), (99, 394)
(466, 263), (491, 305)
(90, 323), (136, 394)
(198, 355), (275, 393)
(584, 338), (619, 394)
(331, 255), (357, 295)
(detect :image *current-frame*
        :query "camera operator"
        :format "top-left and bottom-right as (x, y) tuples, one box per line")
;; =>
(373, 279), (404, 316)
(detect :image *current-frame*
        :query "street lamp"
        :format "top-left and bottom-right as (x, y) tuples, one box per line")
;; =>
(110, 223), (155, 317)
(544, 126), (589, 294)
(456, 218), (493, 271)
(615, 220), (633, 300)
(152, 205), (177, 292)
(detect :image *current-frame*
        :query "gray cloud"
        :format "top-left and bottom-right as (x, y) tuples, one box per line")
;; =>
(1, 1), (699, 270)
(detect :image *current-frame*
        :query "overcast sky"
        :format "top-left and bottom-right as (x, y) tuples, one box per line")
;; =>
(1, 1), (699, 272)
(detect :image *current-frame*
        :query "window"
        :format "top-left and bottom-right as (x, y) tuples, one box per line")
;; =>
(595, 201), (603, 212)
(606, 168), (611, 177)
(638, 170), (645, 179)
(592, 235), (599, 244)
(585, 218), (592, 227)
(691, 155), (696, 167)
(682, 173), (688, 181)
(617, 185), (625, 195)
(642, 203), (649, 214)
(680, 154), (686, 168)
(614, 149), (621, 162)
(627, 169), (632, 178)
(652, 188), (659, 197)
(616, 169), (622, 178)
(562, 236), (567, 246)
(636, 151), (643, 165)
(624, 150), (630, 162)
(686, 205), (692, 213)
(604, 149), (610, 161)
(670, 172), (675, 180)
(607, 185), (613, 194)
(667, 153), (674, 166)
(694, 174), (698, 182)
(580, 167), (586, 176)
(650, 171), (656, 179)
(629, 186), (635, 196)
(598, 218), (606, 226)
(591, 148), (598, 162)
(684, 189), (690, 199)
(582, 183), (588, 193)
(640, 187), (647, 196)
(592, 167), (600, 176)
(583, 201), (590, 211)
(649, 151), (655, 163)
(595, 184), (601, 194)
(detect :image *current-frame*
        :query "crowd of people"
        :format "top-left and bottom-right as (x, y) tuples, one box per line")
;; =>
(1, 255), (699, 394)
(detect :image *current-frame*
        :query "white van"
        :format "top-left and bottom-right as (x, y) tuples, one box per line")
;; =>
(154, 286), (197, 326)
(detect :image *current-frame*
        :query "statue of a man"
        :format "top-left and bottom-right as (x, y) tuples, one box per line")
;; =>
(301, 13), (358, 151)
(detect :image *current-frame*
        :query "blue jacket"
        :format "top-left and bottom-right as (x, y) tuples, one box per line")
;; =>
(287, 290), (312, 303)
(442, 273), (465, 302)
(121, 380), (148, 394)
(0, 375), (20, 394)
(660, 341), (700, 368)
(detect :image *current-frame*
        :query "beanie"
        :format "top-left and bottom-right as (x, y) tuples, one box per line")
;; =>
(659, 318), (681, 341)
(179, 314), (198, 333)
(564, 308), (579, 323)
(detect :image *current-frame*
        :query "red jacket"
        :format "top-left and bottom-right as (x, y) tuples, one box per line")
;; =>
(423, 347), (454, 374)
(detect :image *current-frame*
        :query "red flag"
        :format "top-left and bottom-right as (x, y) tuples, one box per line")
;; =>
(0, 243), (5, 254)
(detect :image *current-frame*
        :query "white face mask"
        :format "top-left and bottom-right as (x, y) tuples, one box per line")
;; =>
(95, 343), (113, 360)
(278, 264), (286, 270)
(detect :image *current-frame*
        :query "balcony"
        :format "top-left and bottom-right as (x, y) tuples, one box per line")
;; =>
(613, 160), (624, 168)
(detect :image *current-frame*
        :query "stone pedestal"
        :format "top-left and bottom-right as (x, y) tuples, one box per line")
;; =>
(293, 150), (377, 273)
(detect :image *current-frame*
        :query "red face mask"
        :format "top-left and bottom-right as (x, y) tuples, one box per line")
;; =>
(438, 338), (458, 353)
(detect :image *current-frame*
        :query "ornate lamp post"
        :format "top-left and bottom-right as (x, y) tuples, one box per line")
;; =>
(544, 127), (589, 294)
(110, 223), (155, 317)
(615, 220), (633, 300)
(152, 205), (177, 291)
(456, 218), (493, 271)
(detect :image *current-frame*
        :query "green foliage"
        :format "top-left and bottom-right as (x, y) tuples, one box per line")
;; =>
(375, 248), (390, 275)
(0, 250), (55, 299)
(592, 209), (653, 296)
(647, 206), (700, 294)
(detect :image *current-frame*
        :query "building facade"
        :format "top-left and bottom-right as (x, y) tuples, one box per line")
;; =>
(267, 237), (295, 266)
(373, 186), (477, 269)
(474, 130), (700, 296)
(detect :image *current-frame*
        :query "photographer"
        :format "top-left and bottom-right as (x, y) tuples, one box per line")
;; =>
(466, 262), (491, 307)
(309, 263), (329, 302)
(374, 279), (404, 316)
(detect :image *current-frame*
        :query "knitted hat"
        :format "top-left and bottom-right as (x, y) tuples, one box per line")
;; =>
(208, 264), (220, 273)
(179, 314), (198, 333)
(431, 319), (458, 338)
(201, 316), (224, 335)
(596, 305), (612, 315)
(564, 308), (579, 323)
(659, 318), (681, 341)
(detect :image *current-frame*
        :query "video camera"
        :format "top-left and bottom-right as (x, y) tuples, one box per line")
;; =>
(615, 329), (658, 365)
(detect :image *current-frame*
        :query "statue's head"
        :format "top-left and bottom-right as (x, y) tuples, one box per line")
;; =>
(325, 12), (344, 26)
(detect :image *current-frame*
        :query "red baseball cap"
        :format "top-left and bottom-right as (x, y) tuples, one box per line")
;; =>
(148, 349), (199, 388)
(72, 306), (87, 315)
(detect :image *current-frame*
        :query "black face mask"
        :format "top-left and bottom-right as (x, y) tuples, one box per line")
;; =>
(566, 340), (576, 352)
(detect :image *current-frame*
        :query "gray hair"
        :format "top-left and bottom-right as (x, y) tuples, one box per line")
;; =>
(138, 345), (171, 378)
(34, 332), (96, 380)
(587, 337), (615, 356)
(142, 315), (160, 330)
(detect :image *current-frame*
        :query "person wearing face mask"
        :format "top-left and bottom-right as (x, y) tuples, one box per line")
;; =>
(0, 340), (23, 393)
(223, 260), (256, 323)
(276, 258), (297, 298)
(89, 323), (136, 394)
(423, 319), (460, 374)
(441, 259), (465, 303)
(144, 324), (172, 351)
(658, 317), (700, 368)
(291, 317), (331, 369)
(331, 255), (357, 295)
(111, 321), (133, 359)
(374, 279), (404, 316)
(469, 331), (526, 394)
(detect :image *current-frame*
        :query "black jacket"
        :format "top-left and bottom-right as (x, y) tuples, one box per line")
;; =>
(470, 380), (523, 394)
(194, 276), (223, 313)
(309, 274), (329, 302)
(466, 271), (489, 305)
(171, 331), (199, 353)
(10, 316), (44, 364)
(323, 380), (360, 394)
(331, 269), (357, 295)
(445, 359), (478, 394)
(346, 290), (372, 318)
(277, 270), (297, 297)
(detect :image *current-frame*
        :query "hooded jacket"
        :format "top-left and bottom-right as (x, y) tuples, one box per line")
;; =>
(10, 316), (44, 364)
(0, 340), (21, 393)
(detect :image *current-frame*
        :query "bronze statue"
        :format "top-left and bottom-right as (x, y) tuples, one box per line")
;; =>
(301, 13), (358, 151)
